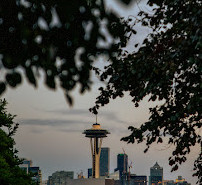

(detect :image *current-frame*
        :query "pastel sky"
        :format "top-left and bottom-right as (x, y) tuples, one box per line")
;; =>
(1, 0), (200, 184)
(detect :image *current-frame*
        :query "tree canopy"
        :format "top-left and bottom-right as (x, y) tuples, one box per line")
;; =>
(91, 0), (202, 183)
(0, 0), (201, 183)
(0, 99), (34, 184)
(0, 0), (130, 104)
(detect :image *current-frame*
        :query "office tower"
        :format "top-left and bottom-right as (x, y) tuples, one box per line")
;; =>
(47, 171), (74, 185)
(100, 147), (110, 177)
(19, 159), (33, 173)
(88, 168), (92, 178)
(29, 166), (42, 185)
(22, 159), (33, 168)
(114, 153), (128, 180)
(149, 162), (163, 185)
(19, 159), (42, 185)
(83, 123), (110, 178)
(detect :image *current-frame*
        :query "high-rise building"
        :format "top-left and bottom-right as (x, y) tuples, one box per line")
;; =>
(19, 159), (33, 174)
(100, 147), (110, 177)
(19, 159), (42, 185)
(29, 167), (42, 185)
(114, 153), (128, 180)
(22, 159), (33, 168)
(88, 168), (92, 178)
(149, 162), (163, 185)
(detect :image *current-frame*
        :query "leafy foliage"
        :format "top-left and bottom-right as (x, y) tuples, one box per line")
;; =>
(91, 0), (202, 183)
(0, 0), (130, 104)
(0, 99), (34, 184)
(193, 151), (202, 184)
(0, 0), (201, 183)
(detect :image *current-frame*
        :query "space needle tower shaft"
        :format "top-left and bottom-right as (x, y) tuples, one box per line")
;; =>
(83, 123), (110, 178)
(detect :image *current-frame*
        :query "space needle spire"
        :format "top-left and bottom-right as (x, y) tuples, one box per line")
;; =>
(83, 121), (110, 178)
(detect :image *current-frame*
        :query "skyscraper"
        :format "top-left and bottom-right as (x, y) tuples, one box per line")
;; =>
(29, 167), (42, 185)
(21, 159), (33, 168)
(114, 153), (128, 180)
(19, 159), (33, 174)
(100, 147), (110, 177)
(19, 159), (42, 185)
(149, 162), (163, 185)
(88, 168), (92, 178)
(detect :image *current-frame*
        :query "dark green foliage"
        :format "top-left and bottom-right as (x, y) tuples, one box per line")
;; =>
(0, 99), (34, 185)
(91, 0), (202, 183)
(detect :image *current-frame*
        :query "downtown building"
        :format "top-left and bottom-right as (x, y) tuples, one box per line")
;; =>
(149, 162), (163, 185)
(159, 176), (191, 185)
(158, 176), (191, 185)
(175, 176), (191, 185)
(19, 159), (42, 185)
(100, 147), (110, 176)
(114, 154), (128, 181)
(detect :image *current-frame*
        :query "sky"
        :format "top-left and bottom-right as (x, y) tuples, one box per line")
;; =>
(1, 0), (201, 184)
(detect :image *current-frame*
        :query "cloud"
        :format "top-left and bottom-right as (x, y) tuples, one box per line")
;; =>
(18, 107), (136, 136)
(57, 128), (83, 133)
(18, 116), (132, 136)
(45, 108), (89, 116)
(29, 127), (46, 134)
(101, 112), (125, 124)
(42, 108), (125, 124)
(19, 118), (90, 127)
(30, 105), (126, 126)
(18, 118), (89, 134)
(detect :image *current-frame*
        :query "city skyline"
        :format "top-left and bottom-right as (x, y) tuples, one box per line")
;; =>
(21, 154), (192, 185)
(1, 0), (200, 184)
(3, 79), (199, 184)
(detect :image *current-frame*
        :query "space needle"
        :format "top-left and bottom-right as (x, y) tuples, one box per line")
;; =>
(83, 122), (110, 178)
